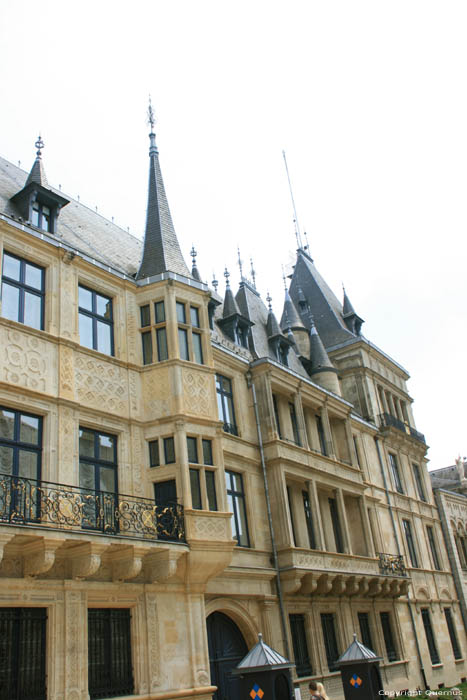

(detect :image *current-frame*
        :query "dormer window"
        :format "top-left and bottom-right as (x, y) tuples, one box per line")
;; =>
(31, 201), (51, 232)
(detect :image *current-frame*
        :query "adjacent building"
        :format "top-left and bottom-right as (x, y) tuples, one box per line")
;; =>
(0, 124), (464, 700)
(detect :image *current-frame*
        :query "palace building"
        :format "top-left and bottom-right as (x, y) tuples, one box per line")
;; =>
(0, 121), (464, 700)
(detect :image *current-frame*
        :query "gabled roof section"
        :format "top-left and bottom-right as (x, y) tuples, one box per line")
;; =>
(290, 249), (356, 348)
(136, 130), (191, 280)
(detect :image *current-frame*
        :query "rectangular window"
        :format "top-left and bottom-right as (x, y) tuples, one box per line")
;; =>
(187, 437), (198, 464)
(32, 201), (51, 232)
(289, 614), (313, 677)
(225, 470), (250, 547)
(140, 304), (151, 327)
(78, 285), (114, 355)
(206, 471), (218, 511)
(426, 526), (441, 570)
(0, 607), (47, 700)
(79, 428), (118, 531)
(421, 608), (440, 665)
(403, 519), (419, 568)
(216, 375), (238, 436)
(178, 328), (189, 361)
(273, 395), (282, 439)
(202, 439), (213, 465)
(413, 463), (427, 502)
(148, 440), (159, 467)
(192, 332), (203, 364)
(320, 613), (340, 672)
(302, 490), (316, 549)
(2, 252), (44, 330)
(176, 301), (186, 324)
(163, 437), (175, 464)
(0, 407), (42, 522)
(141, 331), (153, 365)
(358, 612), (375, 652)
(329, 497), (344, 553)
(156, 327), (168, 361)
(444, 608), (462, 660)
(190, 468), (202, 510)
(154, 300), (165, 323)
(287, 486), (297, 547)
(388, 453), (404, 494)
(289, 403), (300, 445)
(88, 609), (134, 700)
(190, 306), (200, 327)
(380, 612), (399, 662)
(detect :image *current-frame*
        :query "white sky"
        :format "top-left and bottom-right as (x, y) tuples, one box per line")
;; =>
(1, 0), (466, 470)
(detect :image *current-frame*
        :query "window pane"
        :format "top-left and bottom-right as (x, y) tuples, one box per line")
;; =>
(98, 434), (115, 462)
(190, 469), (202, 509)
(187, 437), (198, 463)
(217, 392), (224, 421)
(142, 331), (153, 365)
(164, 437), (175, 464)
(236, 497), (249, 546)
(96, 294), (112, 319)
(79, 312), (93, 349)
(154, 301), (165, 323)
(79, 461), (95, 490)
(2, 282), (19, 322)
(19, 415), (40, 445)
(178, 328), (189, 360)
(149, 440), (159, 467)
(176, 302), (186, 324)
(202, 439), (213, 465)
(31, 204), (40, 227)
(25, 263), (42, 290)
(3, 254), (21, 281)
(97, 321), (112, 355)
(140, 305), (151, 327)
(190, 306), (200, 327)
(18, 449), (39, 480)
(24, 291), (42, 330)
(205, 471), (217, 511)
(0, 410), (15, 440)
(79, 429), (95, 458)
(193, 332), (203, 364)
(0, 446), (13, 475)
(224, 395), (235, 425)
(78, 286), (93, 311)
(100, 466), (117, 493)
(156, 327), (168, 361)
(231, 472), (243, 492)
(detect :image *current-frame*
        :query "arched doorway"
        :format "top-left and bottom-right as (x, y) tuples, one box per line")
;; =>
(207, 612), (248, 700)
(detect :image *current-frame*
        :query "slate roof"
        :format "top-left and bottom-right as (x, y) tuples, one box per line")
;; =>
(234, 633), (292, 672)
(337, 634), (381, 665)
(290, 248), (356, 348)
(0, 155), (143, 277)
(280, 289), (305, 331)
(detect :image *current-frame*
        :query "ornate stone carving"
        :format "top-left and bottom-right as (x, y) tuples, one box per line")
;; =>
(70, 543), (106, 579)
(145, 593), (160, 692)
(111, 547), (146, 582)
(189, 514), (228, 540)
(59, 345), (74, 399)
(23, 539), (62, 577)
(144, 368), (170, 418)
(75, 354), (128, 415)
(145, 549), (185, 583)
(183, 370), (211, 417)
(1, 328), (55, 394)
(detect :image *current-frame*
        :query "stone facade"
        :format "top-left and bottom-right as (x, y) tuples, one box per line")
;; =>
(0, 138), (465, 700)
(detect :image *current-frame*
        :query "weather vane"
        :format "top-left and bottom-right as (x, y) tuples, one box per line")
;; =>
(35, 135), (44, 158)
(147, 95), (156, 133)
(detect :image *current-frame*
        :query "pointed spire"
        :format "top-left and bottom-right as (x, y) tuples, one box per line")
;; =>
(237, 247), (244, 280)
(25, 135), (48, 188)
(280, 289), (306, 331)
(190, 246), (202, 282)
(342, 285), (364, 336)
(136, 101), (191, 280)
(342, 285), (356, 316)
(266, 293), (282, 339)
(223, 267), (241, 317)
(212, 272), (219, 293)
(309, 315), (334, 370)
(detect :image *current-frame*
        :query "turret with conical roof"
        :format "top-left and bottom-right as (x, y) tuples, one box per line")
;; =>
(280, 288), (309, 357)
(217, 269), (252, 348)
(136, 102), (191, 280)
(342, 285), (364, 336)
(308, 315), (341, 395)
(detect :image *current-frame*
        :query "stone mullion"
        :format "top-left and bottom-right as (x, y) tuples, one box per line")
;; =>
(336, 488), (352, 554)
(175, 421), (192, 508)
(320, 403), (335, 459)
(360, 495), (376, 557)
(308, 479), (325, 551)
(294, 389), (309, 450)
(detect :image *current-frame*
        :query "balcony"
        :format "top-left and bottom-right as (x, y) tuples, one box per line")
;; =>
(378, 552), (406, 576)
(0, 473), (185, 542)
(379, 413), (426, 445)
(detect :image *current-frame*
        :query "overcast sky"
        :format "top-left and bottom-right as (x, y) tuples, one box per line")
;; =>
(1, 0), (466, 470)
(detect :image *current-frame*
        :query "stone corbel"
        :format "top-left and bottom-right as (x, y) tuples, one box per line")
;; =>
(281, 571), (307, 595)
(0, 533), (14, 566)
(367, 578), (383, 597)
(381, 579), (392, 597)
(330, 576), (347, 597)
(23, 538), (63, 577)
(70, 542), (107, 580)
(358, 578), (369, 596)
(388, 579), (402, 598)
(345, 576), (361, 597)
(111, 546), (147, 582)
(145, 548), (186, 584)
(300, 573), (318, 595)
(315, 573), (334, 596)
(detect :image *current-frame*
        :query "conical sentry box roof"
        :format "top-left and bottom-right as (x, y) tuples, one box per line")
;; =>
(337, 634), (382, 666)
(232, 634), (294, 675)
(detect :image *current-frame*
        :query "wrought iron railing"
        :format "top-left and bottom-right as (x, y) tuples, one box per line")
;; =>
(0, 473), (185, 542)
(378, 552), (406, 576)
(222, 422), (238, 436)
(379, 413), (426, 445)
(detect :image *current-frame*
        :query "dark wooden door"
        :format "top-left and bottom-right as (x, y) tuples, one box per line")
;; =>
(207, 612), (248, 700)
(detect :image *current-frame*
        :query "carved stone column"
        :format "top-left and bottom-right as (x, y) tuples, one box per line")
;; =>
(336, 488), (352, 554)
(308, 480), (325, 550)
(175, 420), (192, 508)
(63, 587), (88, 700)
(320, 403), (335, 458)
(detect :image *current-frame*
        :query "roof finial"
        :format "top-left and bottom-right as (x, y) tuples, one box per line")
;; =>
(190, 245), (197, 266)
(35, 135), (44, 159)
(224, 266), (230, 288)
(212, 272), (219, 292)
(250, 257), (256, 289)
(281, 265), (287, 291)
(304, 230), (310, 251)
(266, 292), (272, 311)
(147, 95), (156, 134)
(237, 247), (243, 280)
(282, 150), (303, 250)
